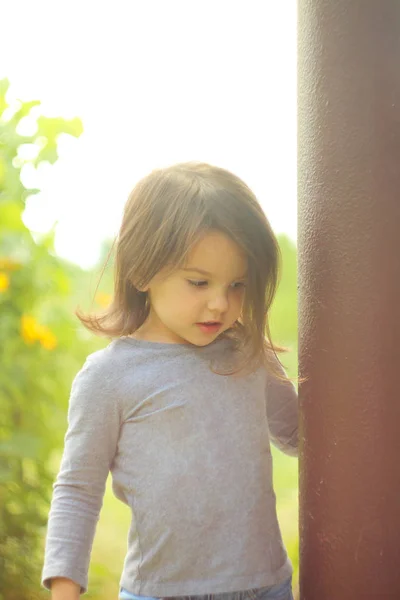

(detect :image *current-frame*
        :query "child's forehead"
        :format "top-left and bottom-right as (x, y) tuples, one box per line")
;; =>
(182, 231), (247, 275)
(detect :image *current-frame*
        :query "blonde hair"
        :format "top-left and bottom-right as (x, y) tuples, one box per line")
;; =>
(77, 161), (289, 379)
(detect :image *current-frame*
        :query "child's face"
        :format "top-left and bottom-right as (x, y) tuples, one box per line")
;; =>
(140, 231), (248, 346)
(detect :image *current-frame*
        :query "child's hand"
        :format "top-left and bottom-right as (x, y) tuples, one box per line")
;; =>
(50, 577), (80, 600)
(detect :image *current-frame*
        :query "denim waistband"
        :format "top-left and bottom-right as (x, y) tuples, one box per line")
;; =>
(119, 577), (293, 600)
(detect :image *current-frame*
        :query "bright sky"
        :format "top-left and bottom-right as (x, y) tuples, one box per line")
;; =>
(1, 1), (297, 270)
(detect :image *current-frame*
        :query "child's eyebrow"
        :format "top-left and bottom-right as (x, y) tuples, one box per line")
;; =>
(181, 267), (212, 276)
(181, 267), (247, 279)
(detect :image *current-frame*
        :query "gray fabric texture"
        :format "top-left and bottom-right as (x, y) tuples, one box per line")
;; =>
(42, 336), (298, 596)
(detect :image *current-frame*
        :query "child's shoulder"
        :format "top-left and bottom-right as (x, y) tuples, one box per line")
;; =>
(76, 337), (139, 385)
(83, 336), (136, 366)
(67, 340), (140, 412)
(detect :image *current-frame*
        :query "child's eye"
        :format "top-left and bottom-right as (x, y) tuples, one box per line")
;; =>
(231, 281), (246, 290)
(187, 280), (208, 287)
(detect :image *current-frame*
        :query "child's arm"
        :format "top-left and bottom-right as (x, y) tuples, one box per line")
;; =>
(42, 354), (121, 594)
(266, 359), (299, 457)
(50, 577), (80, 600)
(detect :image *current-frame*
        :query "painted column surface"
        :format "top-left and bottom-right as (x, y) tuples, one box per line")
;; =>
(298, 1), (400, 598)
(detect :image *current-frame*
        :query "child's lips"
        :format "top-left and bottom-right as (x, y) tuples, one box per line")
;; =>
(196, 322), (222, 334)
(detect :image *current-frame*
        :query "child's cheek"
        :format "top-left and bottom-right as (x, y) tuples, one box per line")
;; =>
(177, 284), (195, 308)
(234, 291), (245, 315)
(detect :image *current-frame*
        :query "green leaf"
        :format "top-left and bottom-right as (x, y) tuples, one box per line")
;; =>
(0, 78), (10, 118)
(0, 433), (43, 460)
(12, 100), (41, 122)
(0, 200), (26, 232)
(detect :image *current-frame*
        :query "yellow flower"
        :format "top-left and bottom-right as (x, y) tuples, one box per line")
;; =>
(37, 327), (58, 350)
(21, 315), (38, 344)
(0, 258), (22, 271)
(95, 292), (112, 308)
(0, 272), (10, 292)
(21, 315), (58, 350)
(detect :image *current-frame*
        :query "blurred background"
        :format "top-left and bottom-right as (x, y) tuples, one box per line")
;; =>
(0, 1), (298, 599)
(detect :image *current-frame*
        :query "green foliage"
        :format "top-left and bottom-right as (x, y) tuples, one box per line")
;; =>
(271, 236), (299, 588)
(0, 78), (91, 599)
(270, 234), (298, 377)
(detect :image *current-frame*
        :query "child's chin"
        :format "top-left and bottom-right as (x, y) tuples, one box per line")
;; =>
(193, 333), (223, 347)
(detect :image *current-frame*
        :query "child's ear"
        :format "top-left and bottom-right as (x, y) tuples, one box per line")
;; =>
(130, 277), (149, 293)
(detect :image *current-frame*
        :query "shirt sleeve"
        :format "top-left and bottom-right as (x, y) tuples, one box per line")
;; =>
(41, 354), (121, 594)
(266, 356), (299, 457)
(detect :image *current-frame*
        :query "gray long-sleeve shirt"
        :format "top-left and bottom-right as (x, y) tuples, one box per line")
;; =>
(42, 336), (298, 596)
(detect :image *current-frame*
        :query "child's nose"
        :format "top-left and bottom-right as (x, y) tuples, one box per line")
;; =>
(207, 291), (229, 314)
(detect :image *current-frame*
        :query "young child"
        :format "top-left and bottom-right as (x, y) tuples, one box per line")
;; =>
(42, 162), (298, 600)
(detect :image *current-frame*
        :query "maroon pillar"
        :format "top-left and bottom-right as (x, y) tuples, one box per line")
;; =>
(298, 1), (400, 598)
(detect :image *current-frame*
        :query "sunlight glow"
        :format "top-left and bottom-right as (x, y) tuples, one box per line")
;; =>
(1, 1), (297, 270)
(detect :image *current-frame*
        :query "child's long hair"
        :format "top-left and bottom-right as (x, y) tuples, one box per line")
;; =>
(77, 161), (289, 379)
